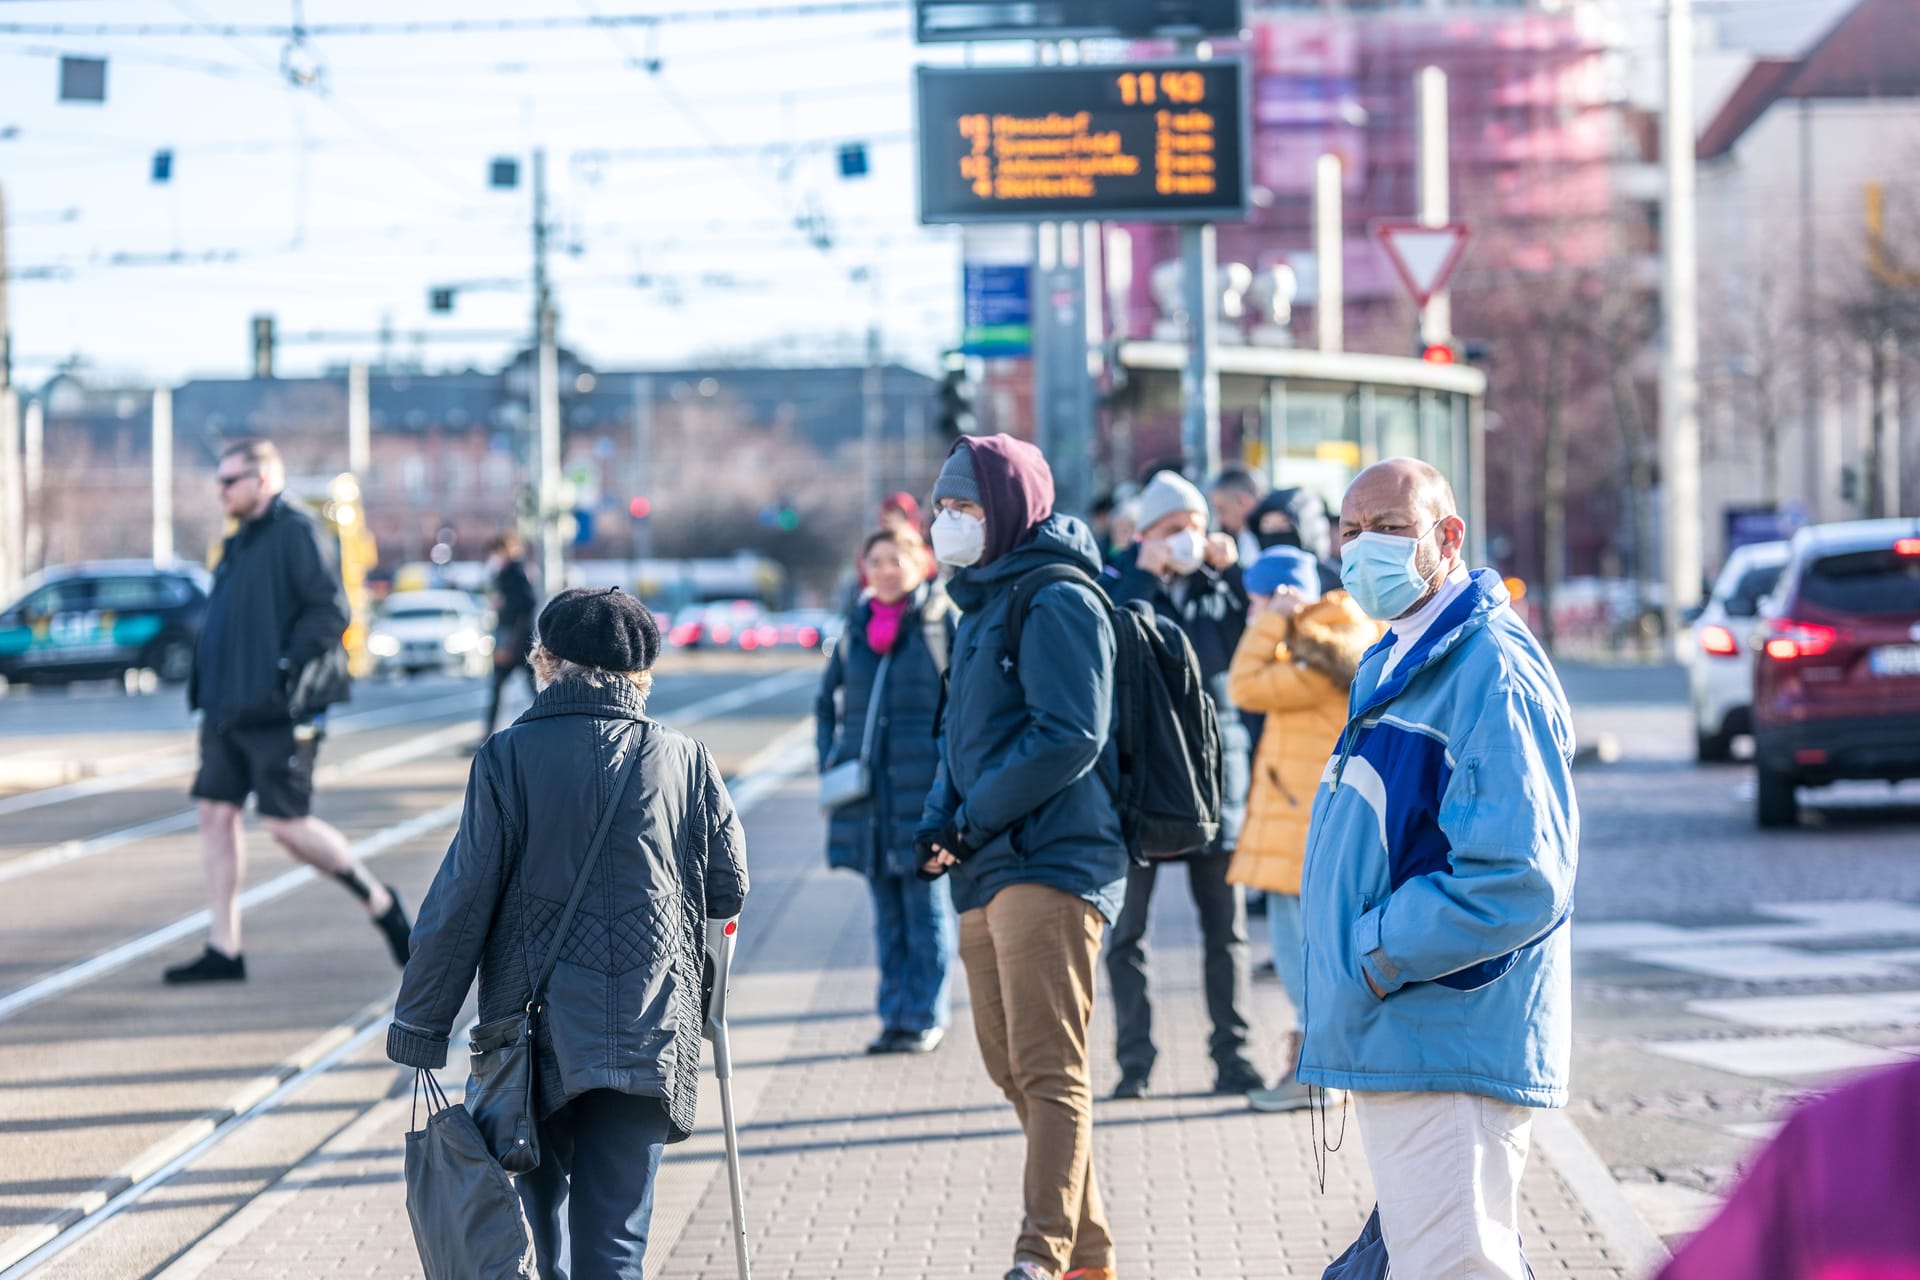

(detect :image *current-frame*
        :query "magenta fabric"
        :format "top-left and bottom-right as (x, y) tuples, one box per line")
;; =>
(866, 597), (908, 655)
(1657, 1058), (1920, 1280)
(951, 435), (1055, 567)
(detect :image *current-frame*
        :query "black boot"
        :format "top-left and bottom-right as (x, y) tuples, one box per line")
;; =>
(375, 887), (413, 968)
(164, 946), (247, 985)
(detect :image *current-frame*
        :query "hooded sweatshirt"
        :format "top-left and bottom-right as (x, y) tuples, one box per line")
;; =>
(918, 438), (1128, 921)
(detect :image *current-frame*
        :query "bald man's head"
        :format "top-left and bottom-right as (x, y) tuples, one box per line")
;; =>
(1338, 457), (1468, 618)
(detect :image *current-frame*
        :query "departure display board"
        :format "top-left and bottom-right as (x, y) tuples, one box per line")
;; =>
(915, 0), (1244, 44)
(916, 61), (1249, 224)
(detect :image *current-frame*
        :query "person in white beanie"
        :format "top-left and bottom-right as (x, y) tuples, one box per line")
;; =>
(1098, 469), (1264, 1100)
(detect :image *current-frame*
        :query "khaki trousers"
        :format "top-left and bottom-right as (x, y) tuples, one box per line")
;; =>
(959, 883), (1115, 1276)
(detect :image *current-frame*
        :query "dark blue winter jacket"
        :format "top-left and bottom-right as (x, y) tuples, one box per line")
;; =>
(918, 516), (1129, 923)
(1103, 545), (1252, 853)
(815, 582), (952, 879)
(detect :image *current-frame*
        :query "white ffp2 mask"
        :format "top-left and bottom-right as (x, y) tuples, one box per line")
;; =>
(931, 509), (987, 567)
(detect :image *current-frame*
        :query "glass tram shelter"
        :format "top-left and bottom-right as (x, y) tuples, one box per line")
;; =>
(1113, 340), (1490, 562)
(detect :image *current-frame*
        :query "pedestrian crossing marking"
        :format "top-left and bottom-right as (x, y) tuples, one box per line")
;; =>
(1689, 990), (1920, 1031)
(1646, 1033), (1916, 1079)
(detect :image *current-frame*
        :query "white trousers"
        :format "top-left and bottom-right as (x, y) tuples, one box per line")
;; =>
(1353, 1090), (1535, 1280)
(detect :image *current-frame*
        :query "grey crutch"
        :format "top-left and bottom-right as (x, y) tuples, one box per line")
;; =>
(703, 916), (751, 1280)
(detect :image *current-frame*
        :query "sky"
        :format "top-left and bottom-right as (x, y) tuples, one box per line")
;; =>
(0, 0), (987, 387)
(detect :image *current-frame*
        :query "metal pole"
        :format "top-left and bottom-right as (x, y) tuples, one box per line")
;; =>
(152, 386), (174, 565)
(0, 390), (19, 601)
(1799, 101), (1822, 519)
(1879, 333), (1902, 516)
(1661, 0), (1704, 639)
(537, 303), (562, 596)
(863, 322), (884, 519)
(1180, 223), (1221, 481)
(1416, 66), (1452, 346)
(23, 394), (42, 571)
(631, 375), (653, 562)
(347, 361), (370, 478)
(531, 148), (564, 596)
(1315, 154), (1344, 354)
(0, 184), (11, 392)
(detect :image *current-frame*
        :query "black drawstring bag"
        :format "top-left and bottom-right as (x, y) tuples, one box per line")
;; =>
(467, 725), (643, 1174)
(403, 1070), (537, 1280)
(1322, 1205), (1538, 1279)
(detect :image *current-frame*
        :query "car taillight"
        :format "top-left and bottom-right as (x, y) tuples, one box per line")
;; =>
(799, 627), (819, 647)
(740, 633), (758, 650)
(711, 625), (732, 645)
(757, 626), (778, 646)
(1763, 619), (1839, 660)
(1699, 624), (1738, 656)
(1895, 537), (1920, 556)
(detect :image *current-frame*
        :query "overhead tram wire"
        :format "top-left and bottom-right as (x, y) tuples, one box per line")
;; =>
(0, 2), (905, 38)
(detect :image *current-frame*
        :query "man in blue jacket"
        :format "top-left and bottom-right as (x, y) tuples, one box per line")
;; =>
(917, 435), (1129, 1280)
(1299, 457), (1578, 1280)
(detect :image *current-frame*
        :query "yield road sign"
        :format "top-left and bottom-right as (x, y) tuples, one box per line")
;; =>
(1372, 221), (1470, 308)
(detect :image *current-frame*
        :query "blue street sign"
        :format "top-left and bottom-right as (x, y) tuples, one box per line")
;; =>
(961, 263), (1032, 358)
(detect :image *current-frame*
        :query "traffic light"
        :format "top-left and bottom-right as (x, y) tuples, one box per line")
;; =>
(628, 495), (652, 520)
(935, 361), (977, 438)
(1841, 464), (1861, 506)
(251, 314), (275, 379)
(1421, 342), (1458, 366)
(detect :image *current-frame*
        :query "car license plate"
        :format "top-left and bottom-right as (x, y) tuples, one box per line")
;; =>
(1868, 644), (1920, 677)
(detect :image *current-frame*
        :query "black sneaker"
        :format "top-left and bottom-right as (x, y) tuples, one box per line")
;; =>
(1111, 1070), (1151, 1101)
(375, 887), (413, 968)
(164, 946), (247, 985)
(866, 1029), (905, 1055)
(1214, 1060), (1268, 1095)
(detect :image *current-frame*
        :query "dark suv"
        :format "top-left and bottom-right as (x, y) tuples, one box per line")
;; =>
(0, 561), (210, 690)
(1751, 519), (1920, 827)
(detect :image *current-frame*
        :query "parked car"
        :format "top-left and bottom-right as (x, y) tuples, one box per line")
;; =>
(1688, 540), (1791, 761)
(0, 561), (210, 691)
(1751, 519), (1920, 827)
(773, 608), (843, 653)
(366, 590), (494, 679)
(667, 600), (766, 650)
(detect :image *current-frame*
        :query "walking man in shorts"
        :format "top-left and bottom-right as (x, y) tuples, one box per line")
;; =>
(165, 438), (412, 984)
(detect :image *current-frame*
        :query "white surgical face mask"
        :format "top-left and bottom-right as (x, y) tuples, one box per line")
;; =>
(1164, 527), (1207, 575)
(931, 509), (986, 567)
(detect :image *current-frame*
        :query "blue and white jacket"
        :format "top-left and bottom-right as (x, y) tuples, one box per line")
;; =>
(1296, 569), (1578, 1107)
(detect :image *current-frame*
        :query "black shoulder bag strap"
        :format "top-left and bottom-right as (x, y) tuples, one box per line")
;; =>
(529, 721), (645, 1011)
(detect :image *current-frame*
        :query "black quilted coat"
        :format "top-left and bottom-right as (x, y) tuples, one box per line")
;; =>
(386, 675), (748, 1143)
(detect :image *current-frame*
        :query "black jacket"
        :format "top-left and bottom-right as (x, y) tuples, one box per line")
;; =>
(816, 583), (951, 879)
(1103, 544), (1252, 853)
(491, 559), (538, 663)
(387, 675), (748, 1143)
(189, 495), (351, 727)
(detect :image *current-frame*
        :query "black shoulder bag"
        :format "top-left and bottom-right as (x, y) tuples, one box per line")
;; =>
(467, 723), (645, 1175)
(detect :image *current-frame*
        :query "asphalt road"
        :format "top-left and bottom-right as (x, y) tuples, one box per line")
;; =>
(0, 653), (823, 1278)
(1555, 660), (1920, 1243)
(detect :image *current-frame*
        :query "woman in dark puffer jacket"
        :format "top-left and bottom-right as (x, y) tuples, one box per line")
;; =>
(388, 588), (747, 1280)
(816, 527), (956, 1055)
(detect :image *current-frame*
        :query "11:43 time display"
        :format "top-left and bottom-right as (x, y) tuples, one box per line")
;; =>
(1114, 69), (1208, 106)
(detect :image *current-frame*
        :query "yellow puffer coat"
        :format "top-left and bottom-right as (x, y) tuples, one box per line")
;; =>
(1225, 591), (1384, 896)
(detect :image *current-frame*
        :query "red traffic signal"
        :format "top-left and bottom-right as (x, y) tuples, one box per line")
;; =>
(628, 496), (652, 520)
(1421, 343), (1457, 365)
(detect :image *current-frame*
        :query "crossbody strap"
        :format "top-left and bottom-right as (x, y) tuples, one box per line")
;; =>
(857, 655), (892, 764)
(530, 721), (645, 1007)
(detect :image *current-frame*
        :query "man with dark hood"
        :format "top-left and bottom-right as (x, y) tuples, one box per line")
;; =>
(916, 435), (1128, 1280)
(1249, 485), (1343, 594)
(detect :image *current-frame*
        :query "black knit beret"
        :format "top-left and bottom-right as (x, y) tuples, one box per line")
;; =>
(535, 587), (661, 672)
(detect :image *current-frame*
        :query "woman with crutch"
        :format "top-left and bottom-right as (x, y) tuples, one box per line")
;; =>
(388, 587), (749, 1280)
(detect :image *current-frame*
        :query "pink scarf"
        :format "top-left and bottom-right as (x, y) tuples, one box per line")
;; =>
(866, 597), (909, 655)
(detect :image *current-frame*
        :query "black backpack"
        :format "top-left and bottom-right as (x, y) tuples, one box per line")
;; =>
(1002, 564), (1224, 863)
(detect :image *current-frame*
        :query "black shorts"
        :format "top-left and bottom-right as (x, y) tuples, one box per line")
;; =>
(191, 720), (322, 819)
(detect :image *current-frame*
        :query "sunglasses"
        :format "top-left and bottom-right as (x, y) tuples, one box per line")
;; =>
(216, 470), (257, 490)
